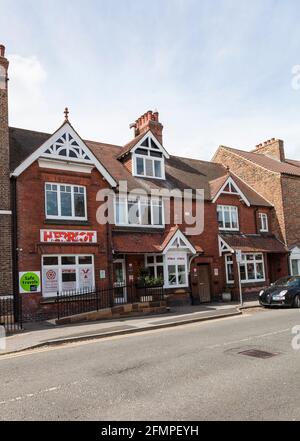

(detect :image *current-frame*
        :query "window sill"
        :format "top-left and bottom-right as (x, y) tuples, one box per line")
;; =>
(44, 219), (90, 226)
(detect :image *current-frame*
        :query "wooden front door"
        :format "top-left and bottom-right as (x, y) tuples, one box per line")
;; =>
(196, 264), (211, 303)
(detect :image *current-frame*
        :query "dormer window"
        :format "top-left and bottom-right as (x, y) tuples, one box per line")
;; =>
(131, 133), (169, 180)
(259, 213), (268, 232)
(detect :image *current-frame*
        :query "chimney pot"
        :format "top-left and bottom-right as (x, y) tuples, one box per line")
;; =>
(0, 45), (5, 58)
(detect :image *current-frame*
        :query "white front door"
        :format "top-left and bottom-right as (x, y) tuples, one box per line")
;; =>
(113, 259), (127, 303)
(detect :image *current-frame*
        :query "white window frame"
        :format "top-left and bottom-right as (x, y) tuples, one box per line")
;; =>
(225, 254), (235, 284)
(164, 251), (189, 288)
(45, 182), (87, 221)
(239, 253), (265, 283)
(217, 205), (239, 231)
(259, 212), (269, 232)
(131, 133), (167, 180)
(114, 195), (165, 228)
(42, 254), (95, 297)
(145, 254), (165, 279)
(133, 153), (165, 180)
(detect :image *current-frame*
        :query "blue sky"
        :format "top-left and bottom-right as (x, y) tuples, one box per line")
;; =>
(1, 0), (300, 160)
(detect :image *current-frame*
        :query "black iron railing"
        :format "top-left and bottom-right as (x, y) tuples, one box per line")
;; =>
(0, 295), (22, 334)
(56, 284), (165, 320)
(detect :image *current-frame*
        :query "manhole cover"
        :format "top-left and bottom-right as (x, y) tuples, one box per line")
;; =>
(238, 349), (278, 359)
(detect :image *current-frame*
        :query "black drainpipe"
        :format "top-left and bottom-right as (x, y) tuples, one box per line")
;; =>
(11, 176), (19, 320)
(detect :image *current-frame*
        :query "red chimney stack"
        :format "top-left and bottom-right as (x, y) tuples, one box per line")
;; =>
(131, 110), (164, 145)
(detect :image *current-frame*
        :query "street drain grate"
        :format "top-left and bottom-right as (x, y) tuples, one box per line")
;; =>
(238, 349), (278, 359)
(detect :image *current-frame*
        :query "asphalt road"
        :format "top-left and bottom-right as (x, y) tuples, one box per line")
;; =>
(1, 307), (300, 421)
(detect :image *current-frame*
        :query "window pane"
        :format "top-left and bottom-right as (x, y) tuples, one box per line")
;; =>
(292, 260), (300, 276)
(116, 199), (126, 224)
(43, 256), (58, 266)
(46, 189), (58, 216)
(240, 264), (246, 281)
(74, 192), (85, 218)
(256, 262), (264, 279)
(224, 209), (231, 229)
(152, 201), (163, 225)
(150, 139), (159, 149)
(140, 200), (151, 225)
(135, 148), (148, 155)
(61, 256), (76, 265)
(156, 255), (163, 263)
(147, 256), (154, 264)
(217, 208), (223, 228)
(154, 160), (162, 177)
(128, 199), (139, 224)
(168, 265), (177, 285)
(226, 258), (234, 281)
(178, 265), (186, 285)
(148, 267), (155, 278)
(145, 159), (153, 176)
(247, 263), (255, 279)
(78, 256), (92, 265)
(231, 208), (238, 229)
(62, 271), (76, 282)
(157, 265), (164, 279)
(136, 157), (144, 175)
(60, 190), (72, 217)
(150, 151), (163, 158)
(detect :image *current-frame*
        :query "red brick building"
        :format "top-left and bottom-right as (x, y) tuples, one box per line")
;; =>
(0, 46), (290, 317)
(213, 139), (300, 277)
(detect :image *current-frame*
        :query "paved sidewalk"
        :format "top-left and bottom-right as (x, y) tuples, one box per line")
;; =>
(1, 300), (259, 356)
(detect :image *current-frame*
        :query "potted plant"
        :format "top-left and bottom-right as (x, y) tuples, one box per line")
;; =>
(222, 286), (232, 302)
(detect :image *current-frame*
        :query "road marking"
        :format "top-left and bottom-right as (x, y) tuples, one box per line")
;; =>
(0, 380), (84, 406)
(205, 328), (291, 349)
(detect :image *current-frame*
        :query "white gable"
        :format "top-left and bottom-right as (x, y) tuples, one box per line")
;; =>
(163, 229), (196, 254)
(132, 131), (170, 159)
(11, 123), (117, 187)
(212, 176), (250, 207)
(218, 235), (234, 256)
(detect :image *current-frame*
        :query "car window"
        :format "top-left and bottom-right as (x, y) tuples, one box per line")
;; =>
(274, 277), (300, 287)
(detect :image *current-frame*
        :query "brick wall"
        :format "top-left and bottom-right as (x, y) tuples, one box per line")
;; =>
(17, 162), (113, 311)
(281, 175), (300, 247)
(213, 147), (286, 243)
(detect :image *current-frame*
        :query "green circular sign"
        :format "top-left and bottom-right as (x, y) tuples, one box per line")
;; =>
(20, 272), (40, 292)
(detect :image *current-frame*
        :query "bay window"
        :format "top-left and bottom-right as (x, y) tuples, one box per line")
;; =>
(217, 205), (239, 230)
(45, 183), (87, 220)
(166, 252), (188, 288)
(115, 195), (164, 227)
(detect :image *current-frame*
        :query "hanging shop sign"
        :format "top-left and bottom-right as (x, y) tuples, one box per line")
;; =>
(19, 271), (41, 293)
(40, 230), (97, 243)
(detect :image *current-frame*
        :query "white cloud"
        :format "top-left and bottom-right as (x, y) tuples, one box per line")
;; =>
(8, 54), (48, 127)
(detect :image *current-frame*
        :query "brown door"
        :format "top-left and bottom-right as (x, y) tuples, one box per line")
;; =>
(197, 264), (211, 303)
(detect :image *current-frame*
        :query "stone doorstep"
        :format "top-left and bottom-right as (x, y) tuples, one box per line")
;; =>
(56, 302), (167, 325)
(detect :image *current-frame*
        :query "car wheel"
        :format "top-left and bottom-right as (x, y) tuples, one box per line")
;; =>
(294, 295), (300, 308)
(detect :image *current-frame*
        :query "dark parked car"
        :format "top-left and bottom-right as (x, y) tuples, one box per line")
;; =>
(259, 276), (300, 308)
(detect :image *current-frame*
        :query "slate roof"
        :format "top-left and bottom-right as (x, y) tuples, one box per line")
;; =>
(219, 145), (300, 177)
(9, 126), (271, 206)
(112, 226), (203, 254)
(220, 233), (288, 253)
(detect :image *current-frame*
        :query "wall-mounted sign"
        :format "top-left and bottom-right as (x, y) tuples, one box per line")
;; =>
(214, 268), (219, 277)
(42, 268), (59, 295)
(19, 271), (41, 293)
(40, 230), (97, 243)
(99, 270), (106, 279)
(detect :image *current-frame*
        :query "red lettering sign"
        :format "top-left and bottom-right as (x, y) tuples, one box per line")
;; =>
(40, 230), (97, 243)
